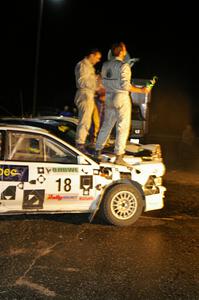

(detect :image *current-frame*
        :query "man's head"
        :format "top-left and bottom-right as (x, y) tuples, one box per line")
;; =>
(87, 49), (102, 65)
(111, 42), (127, 59)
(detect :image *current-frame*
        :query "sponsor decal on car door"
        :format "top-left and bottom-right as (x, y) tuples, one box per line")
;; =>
(41, 163), (97, 211)
(0, 163), (29, 211)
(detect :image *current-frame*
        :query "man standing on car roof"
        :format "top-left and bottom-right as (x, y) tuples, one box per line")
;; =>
(74, 49), (102, 153)
(95, 42), (150, 167)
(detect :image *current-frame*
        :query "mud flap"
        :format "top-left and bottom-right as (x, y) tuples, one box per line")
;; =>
(88, 197), (103, 223)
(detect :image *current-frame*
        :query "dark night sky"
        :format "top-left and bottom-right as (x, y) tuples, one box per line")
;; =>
(0, 0), (198, 134)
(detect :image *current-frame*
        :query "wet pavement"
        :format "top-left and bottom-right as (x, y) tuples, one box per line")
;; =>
(0, 170), (199, 300)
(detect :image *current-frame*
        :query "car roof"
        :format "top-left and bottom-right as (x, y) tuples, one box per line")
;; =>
(0, 122), (55, 135)
(0, 117), (66, 126)
(38, 115), (79, 125)
(0, 117), (77, 129)
(0, 118), (76, 145)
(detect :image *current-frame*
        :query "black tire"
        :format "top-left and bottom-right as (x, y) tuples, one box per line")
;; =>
(101, 183), (144, 226)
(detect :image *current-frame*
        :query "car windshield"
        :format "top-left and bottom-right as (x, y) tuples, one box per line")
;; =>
(42, 120), (77, 145)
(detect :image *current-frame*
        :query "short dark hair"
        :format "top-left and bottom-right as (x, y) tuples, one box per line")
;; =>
(111, 42), (125, 57)
(86, 48), (101, 57)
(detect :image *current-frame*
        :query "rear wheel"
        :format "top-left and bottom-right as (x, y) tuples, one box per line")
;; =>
(101, 183), (144, 226)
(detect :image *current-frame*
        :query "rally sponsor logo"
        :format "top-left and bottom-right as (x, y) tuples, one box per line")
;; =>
(47, 194), (78, 201)
(52, 167), (78, 173)
(79, 196), (94, 201)
(0, 165), (28, 182)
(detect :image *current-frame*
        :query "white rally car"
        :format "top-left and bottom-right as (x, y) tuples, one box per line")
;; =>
(1, 116), (163, 162)
(0, 123), (166, 226)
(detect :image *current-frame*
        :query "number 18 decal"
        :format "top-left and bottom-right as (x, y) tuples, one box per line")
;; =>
(56, 178), (71, 192)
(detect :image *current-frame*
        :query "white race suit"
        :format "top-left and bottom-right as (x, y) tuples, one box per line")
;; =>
(74, 58), (97, 145)
(96, 57), (132, 155)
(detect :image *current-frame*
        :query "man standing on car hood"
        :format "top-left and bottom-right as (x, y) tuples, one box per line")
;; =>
(74, 49), (102, 153)
(95, 42), (149, 167)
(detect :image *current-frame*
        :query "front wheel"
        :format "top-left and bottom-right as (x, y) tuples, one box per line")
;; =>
(100, 183), (144, 226)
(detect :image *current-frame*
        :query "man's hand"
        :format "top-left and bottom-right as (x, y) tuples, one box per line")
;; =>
(143, 86), (151, 94)
(146, 76), (158, 91)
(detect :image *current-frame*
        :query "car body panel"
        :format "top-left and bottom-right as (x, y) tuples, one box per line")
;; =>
(0, 122), (166, 224)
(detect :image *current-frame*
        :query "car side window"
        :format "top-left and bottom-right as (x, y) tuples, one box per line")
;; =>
(44, 137), (77, 164)
(8, 132), (43, 161)
(7, 131), (77, 164)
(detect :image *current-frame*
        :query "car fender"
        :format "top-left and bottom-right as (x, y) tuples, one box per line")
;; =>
(89, 178), (145, 223)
